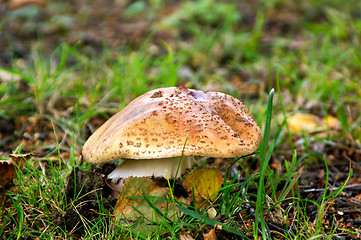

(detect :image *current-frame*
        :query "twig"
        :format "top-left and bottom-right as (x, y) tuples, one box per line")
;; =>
(300, 183), (361, 193)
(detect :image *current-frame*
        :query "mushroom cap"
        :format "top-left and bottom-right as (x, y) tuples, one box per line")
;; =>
(82, 86), (262, 164)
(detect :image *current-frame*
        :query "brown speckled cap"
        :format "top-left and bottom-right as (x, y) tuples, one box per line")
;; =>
(82, 86), (262, 164)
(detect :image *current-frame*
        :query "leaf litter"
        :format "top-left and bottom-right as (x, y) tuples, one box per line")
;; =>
(0, 66), (359, 239)
(0, 0), (361, 239)
(183, 168), (223, 208)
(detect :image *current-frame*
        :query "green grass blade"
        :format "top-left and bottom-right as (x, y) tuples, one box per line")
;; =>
(255, 88), (274, 240)
(177, 204), (249, 238)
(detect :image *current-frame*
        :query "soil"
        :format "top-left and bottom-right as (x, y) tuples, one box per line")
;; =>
(55, 164), (190, 237)
(54, 164), (117, 235)
(1, 0), (361, 238)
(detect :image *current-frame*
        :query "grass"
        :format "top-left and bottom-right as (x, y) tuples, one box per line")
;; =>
(1, 0), (361, 239)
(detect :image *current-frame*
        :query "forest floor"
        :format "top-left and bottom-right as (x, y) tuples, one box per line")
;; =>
(1, 0), (361, 239)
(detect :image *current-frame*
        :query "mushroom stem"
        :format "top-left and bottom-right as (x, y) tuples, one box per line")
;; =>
(107, 156), (195, 193)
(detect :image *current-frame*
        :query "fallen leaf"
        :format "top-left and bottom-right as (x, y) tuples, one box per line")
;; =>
(207, 207), (217, 219)
(0, 153), (29, 190)
(0, 160), (18, 191)
(114, 177), (176, 221)
(203, 228), (217, 240)
(180, 234), (195, 240)
(183, 168), (223, 208)
(1, 153), (30, 206)
(9, 0), (46, 9)
(322, 115), (341, 130)
(287, 113), (341, 133)
(287, 113), (321, 133)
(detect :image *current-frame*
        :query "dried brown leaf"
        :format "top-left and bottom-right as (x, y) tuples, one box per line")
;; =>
(9, 0), (46, 9)
(0, 153), (29, 190)
(180, 234), (195, 240)
(203, 228), (217, 240)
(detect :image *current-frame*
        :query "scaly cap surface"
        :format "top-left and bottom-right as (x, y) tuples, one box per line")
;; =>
(82, 86), (262, 163)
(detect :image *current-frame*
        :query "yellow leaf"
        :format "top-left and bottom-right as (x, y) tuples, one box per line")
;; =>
(322, 115), (341, 130)
(183, 168), (223, 207)
(287, 113), (321, 133)
(287, 113), (341, 134)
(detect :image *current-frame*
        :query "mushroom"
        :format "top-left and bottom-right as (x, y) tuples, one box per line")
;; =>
(82, 86), (261, 193)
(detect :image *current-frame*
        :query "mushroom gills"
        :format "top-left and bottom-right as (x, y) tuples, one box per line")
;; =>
(108, 155), (195, 192)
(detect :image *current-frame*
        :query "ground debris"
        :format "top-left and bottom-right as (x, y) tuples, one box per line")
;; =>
(0, 153), (29, 206)
(55, 166), (116, 235)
